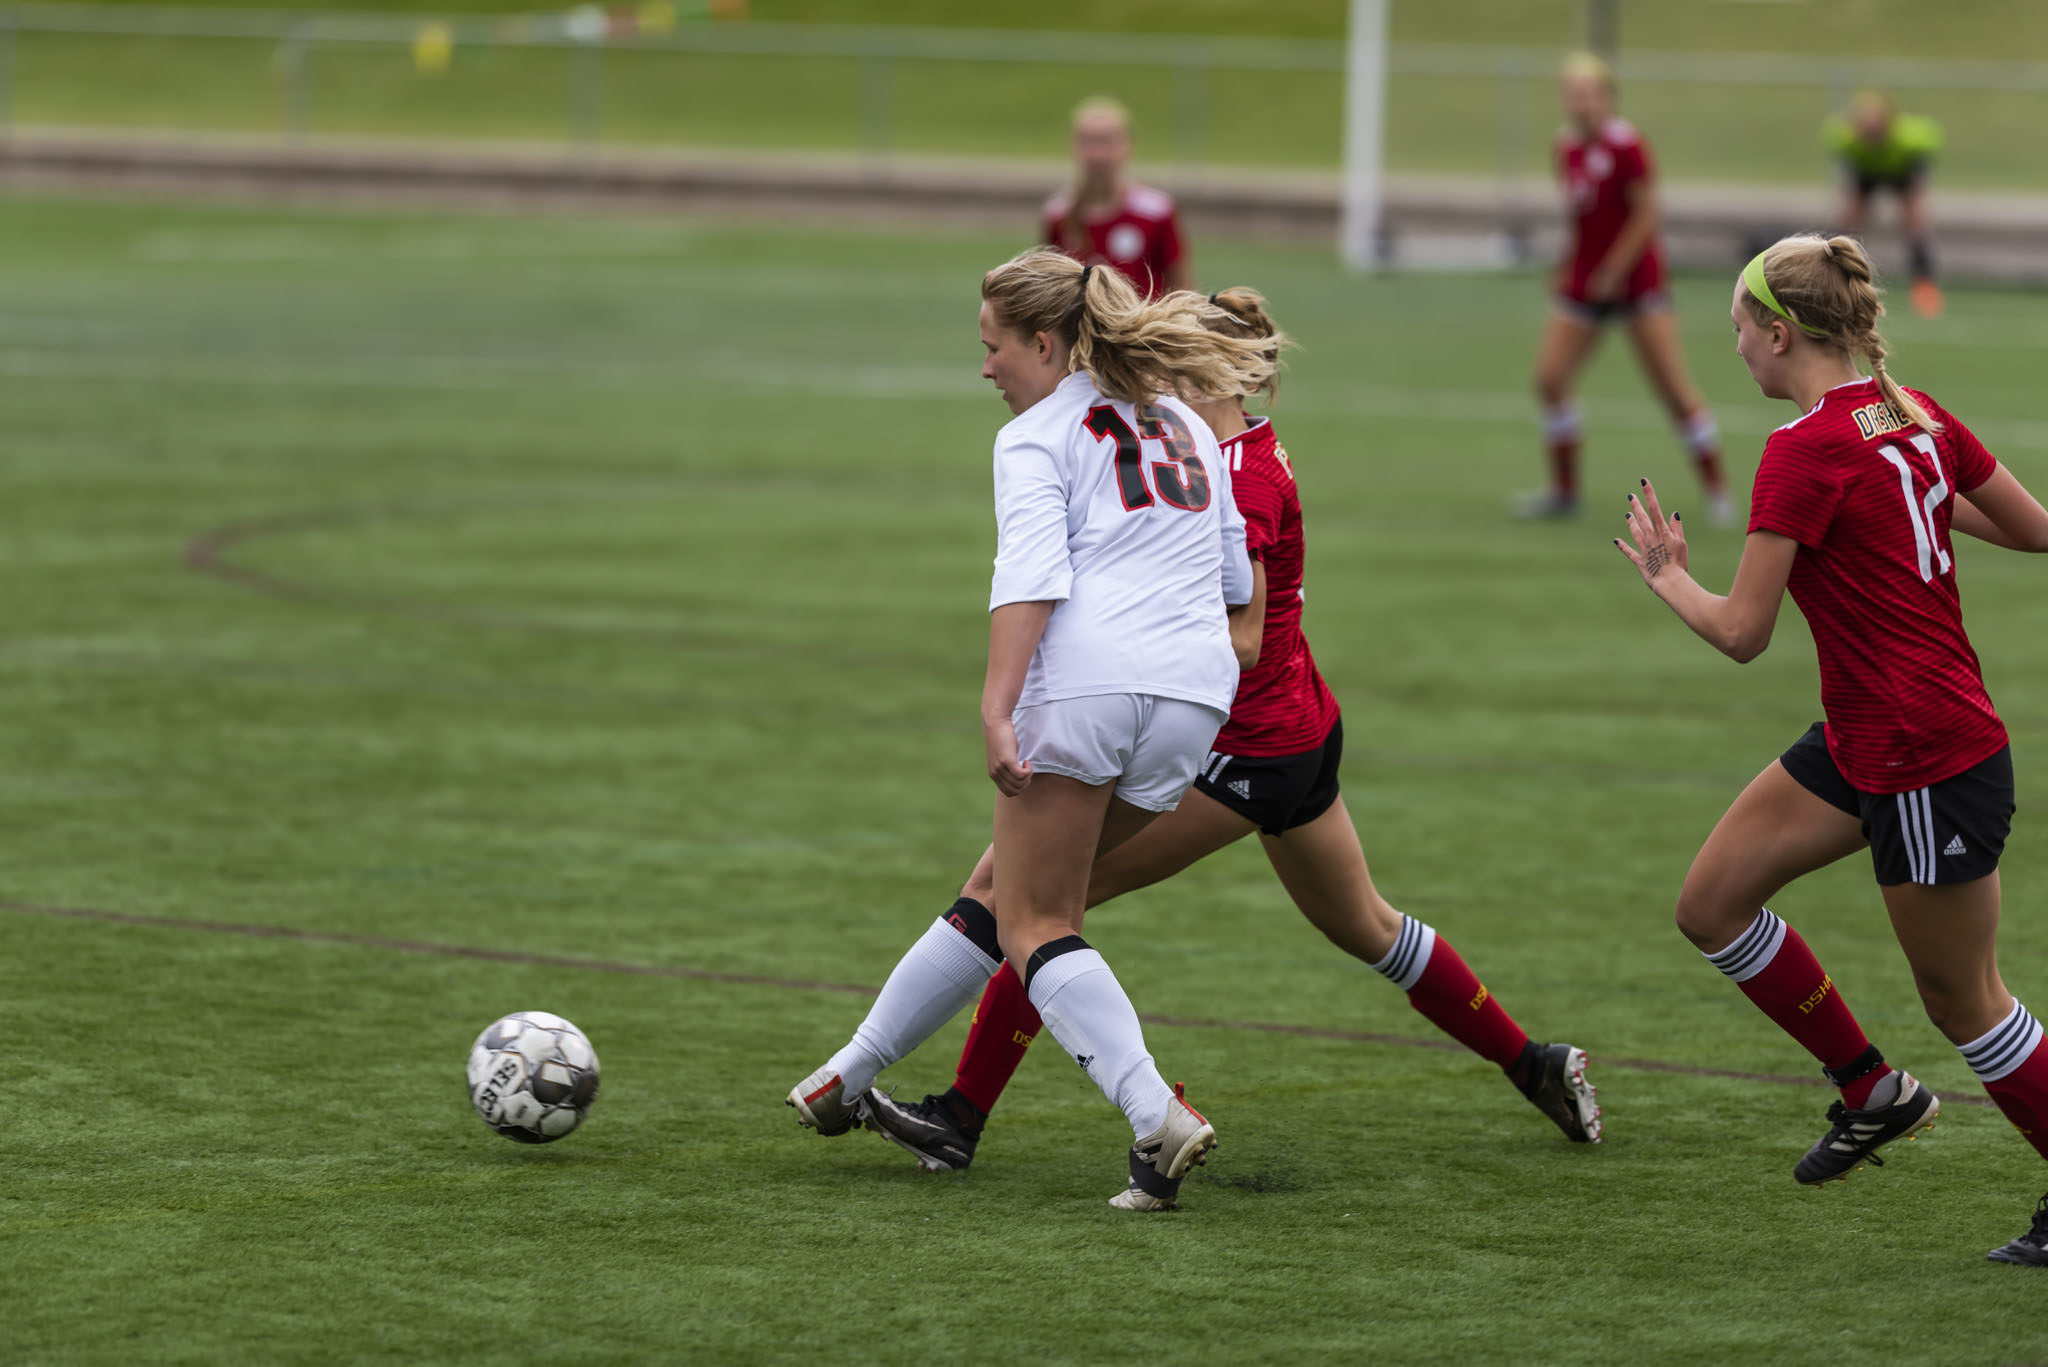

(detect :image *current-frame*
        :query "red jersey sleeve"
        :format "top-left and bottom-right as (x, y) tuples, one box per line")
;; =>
(1749, 429), (1843, 548)
(1156, 207), (1186, 271)
(1233, 461), (1283, 560)
(1917, 392), (1997, 492)
(1613, 136), (1650, 187)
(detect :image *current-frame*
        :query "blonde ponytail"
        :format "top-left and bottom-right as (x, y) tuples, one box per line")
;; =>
(981, 249), (1278, 405)
(1200, 286), (1289, 405)
(1739, 233), (1940, 432)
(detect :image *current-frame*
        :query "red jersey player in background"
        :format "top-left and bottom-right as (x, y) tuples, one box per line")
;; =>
(864, 288), (1600, 1172)
(1043, 97), (1193, 301)
(1618, 233), (2048, 1266)
(1520, 52), (1730, 525)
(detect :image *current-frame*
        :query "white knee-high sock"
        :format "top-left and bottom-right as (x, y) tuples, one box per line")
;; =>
(825, 918), (998, 1096)
(1026, 945), (1174, 1139)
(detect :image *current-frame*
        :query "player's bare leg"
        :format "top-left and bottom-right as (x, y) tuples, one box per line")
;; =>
(1900, 182), (1943, 317)
(1675, 760), (1866, 951)
(1517, 309), (1604, 518)
(1678, 759), (1935, 1183)
(1884, 872), (2048, 1259)
(1256, 796), (1399, 959)
(993, 775), (1212, 1209)
(963, 787), (1254, 914)
(1837, 185), (1869, 238)
(788, 870), (1005, 1136)
(876, 793), (1255, 1171)
(1626, 308), (1731, 525)
(1263, 796), (1598, 1140)
(990, 772), (1124, 964)
(1885, 874), (2011, 1047)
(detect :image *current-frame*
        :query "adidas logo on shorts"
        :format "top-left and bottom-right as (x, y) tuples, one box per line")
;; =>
(1228, 779), (1252, 799)
(1944, 835), (1967, 857)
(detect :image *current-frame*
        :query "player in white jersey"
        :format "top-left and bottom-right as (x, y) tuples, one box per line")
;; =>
(990, 363), (1248, 731)
(788, 248), (1277, 1210)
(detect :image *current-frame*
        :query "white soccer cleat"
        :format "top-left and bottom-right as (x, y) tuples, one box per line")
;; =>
(1110, 1083), (1216, 1211)
(786, 1063), (868, 1137)
(1509, 489), (1580, 520)
(1705, 490), (1736, 528)
(1516, 1042), (1602, 1144)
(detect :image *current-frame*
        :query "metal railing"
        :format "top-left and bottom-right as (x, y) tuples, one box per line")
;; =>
(0, 5), (2044, 187)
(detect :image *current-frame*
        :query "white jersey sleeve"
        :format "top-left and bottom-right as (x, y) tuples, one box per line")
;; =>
(989, 429), (1074, 610)
(1214, 438), (1253, 607)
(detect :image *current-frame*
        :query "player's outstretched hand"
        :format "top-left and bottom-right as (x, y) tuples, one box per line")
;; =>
(1615, 477), (1687, 589)
(985, 717), (1032, 796)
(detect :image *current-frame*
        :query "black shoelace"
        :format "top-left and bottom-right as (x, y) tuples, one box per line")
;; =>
(1818, 1103), (1887, 1164)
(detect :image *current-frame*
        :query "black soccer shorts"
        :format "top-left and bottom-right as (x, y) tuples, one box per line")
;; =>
(1192, 716), (1345, 837)
(1779, 721), (2012, 887)
(1847, 159), (1930, 199)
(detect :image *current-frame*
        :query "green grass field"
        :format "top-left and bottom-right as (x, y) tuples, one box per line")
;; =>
(7, 0), (2047, 187)
(8, 194), (2048, 1364)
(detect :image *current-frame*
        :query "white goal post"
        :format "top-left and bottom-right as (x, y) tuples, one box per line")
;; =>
(1338, 0), (1389, 271)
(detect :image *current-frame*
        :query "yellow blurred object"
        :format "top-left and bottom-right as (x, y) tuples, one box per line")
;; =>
(637, 1), (676, 32)
(412, 21), (453, 74)
(707, 0), (747, 17)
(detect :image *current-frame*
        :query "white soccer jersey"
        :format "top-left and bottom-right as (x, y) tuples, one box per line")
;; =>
(989, 370), (1252, 714)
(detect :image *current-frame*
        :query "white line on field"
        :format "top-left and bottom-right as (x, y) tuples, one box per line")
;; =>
(5, 345), (2047, 452)
(129, 223), (705, 263)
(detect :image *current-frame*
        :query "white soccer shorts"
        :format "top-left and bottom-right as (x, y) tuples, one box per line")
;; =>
(1011, 693), (1227, 812)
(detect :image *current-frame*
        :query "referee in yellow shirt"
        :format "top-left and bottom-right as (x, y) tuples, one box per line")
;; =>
(1825, 89), (1944, 317)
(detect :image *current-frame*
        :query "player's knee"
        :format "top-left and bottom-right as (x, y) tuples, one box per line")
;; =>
(1534, 370), (1570, 406)
(1672, 885), (1730, 950)
(1915, 986), (1962, 1037)
(996, 917), (1075, 976)
(1311, 892), (1401, 963)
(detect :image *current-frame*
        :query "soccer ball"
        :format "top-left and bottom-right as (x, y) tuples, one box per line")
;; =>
(466, 1011), (600, 1143)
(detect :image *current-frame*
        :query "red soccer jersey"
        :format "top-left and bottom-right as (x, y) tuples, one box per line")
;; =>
(1555, 117), (1666, 303)
(1213, 418), (1341, 756)
(1748, 378), (2007, 792)
(1043, 182), (1186, 301)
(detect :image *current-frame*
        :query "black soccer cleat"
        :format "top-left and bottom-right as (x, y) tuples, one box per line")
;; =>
(867, 1091), (979, 1173)
(1794, 1072), (1939, 1186)
(1988, 1193), (2048, 1267)
(1514, 1042), (1602, 1143)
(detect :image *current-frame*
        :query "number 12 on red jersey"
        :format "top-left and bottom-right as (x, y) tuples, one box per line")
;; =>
(1878, 432), (1952, 583)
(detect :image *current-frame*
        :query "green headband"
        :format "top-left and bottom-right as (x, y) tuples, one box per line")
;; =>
(1743, 251), (1829, 338)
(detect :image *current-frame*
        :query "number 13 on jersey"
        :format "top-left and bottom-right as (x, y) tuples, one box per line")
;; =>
(1084, 404), (1212, 513)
